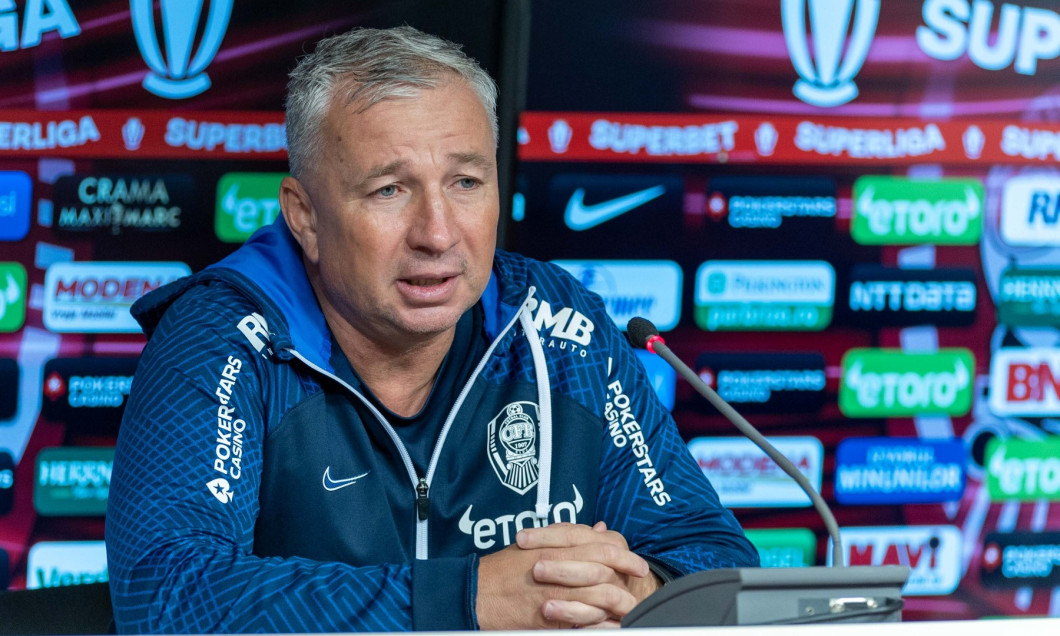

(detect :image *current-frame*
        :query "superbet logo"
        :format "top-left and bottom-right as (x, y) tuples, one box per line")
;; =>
(989, 348), (1060, 416)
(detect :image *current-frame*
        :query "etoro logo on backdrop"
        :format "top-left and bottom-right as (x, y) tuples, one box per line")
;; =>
(552, 260), (682, 331)
(34, 447), (113, 516)
(687, 436), (823, 507)
(43, 261), (190, 333)
(981, 531), (1060, 588)
(832, 526), (961, 595)
(998, 268), (1060, 325)
(694, 260), (835, 331)
(852, 176), (983, 245)
(215, 173), (286, 242)
(0, 262), (27, 333)
(0, 170), (31, 241)
(989, 347), (1060, 416)
(985, 437), (1060, 501)
(834, 438), (965, 504)
(839, 348), (974, 417)
(744, 528), (816, 568)
(26, 541), (107, 589)
(1000, 175), (1060, 247)
(53, 174), (193, 235)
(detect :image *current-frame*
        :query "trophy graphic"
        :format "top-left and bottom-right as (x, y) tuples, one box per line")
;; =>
(782, 0), (880, 108)
(131, 0), (234, 99)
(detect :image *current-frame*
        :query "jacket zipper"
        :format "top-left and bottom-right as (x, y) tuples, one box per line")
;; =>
(287, 291), (533, 560)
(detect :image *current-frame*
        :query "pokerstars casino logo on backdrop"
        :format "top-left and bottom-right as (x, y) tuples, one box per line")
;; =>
(705, 175), (836, 229)
(43, 261), (190, 333)
(687, 436), (822, 508)
(851, 176), (983, 245)
(694, 352), (825, 414)
(830, 526), (962, 596)
(52, 174), (193, 236)
(839, 264), (977, 328)
(41, 357), (138, 431)
(981, 531), (1060, 589)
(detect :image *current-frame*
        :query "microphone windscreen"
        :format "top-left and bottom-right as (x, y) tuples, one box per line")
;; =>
(626, 317), (659, 349)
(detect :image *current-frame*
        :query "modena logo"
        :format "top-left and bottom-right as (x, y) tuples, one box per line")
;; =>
(694, 261), (835, 331)
(43, 261), (190, 333)
(26, 541), (107, 589)
(834, 438), (965, 505)
(985, 437), (1060, 500)
(215, 173), (285, 243)
(553, 260), (682, 331)
(687, 436), (822, 508)
(989, 347), (1060, 416)
(840, 348), (974, 417)
(981, 531), (1060, 588)
(833, 526), (961, 596)
(744, 528), (816, 568)
(1000, 175), (1060, 246)
(852, 176), (983, 245)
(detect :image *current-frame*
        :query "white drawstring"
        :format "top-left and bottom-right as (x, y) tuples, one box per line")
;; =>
(519, 287), (553, 519)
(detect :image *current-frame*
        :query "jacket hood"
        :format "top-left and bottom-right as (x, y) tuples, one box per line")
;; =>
(131, 219), (528, 372)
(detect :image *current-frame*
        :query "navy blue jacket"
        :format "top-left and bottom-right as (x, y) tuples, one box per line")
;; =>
(105, 220), (758, 633)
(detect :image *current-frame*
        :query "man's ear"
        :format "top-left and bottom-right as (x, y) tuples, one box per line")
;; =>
(279, 176), (320, 263)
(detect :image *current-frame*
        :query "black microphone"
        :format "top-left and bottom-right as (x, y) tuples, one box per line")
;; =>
(627, 317), (844, 567)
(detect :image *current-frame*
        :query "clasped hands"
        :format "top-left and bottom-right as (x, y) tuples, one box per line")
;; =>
(476, 521), (660, 630)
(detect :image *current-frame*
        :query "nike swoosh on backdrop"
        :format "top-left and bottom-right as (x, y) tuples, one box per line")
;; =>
(322, 466), (370, 492)
(564, 185), (667, 231)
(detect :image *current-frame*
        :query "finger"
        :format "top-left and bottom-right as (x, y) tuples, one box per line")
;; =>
(545, 584), (639, 620)
(572, 543), (649, 578)
(518, 523), (628, 550)
(533, 560), (618, 587)
(593, 521), (607, 532)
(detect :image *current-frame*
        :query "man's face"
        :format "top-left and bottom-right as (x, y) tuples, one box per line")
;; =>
(290, 78), (499, 348)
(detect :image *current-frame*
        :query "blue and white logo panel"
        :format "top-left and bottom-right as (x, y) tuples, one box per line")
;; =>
(834, 437), (966, 505)
(554, 260), (682, 331)
(634, 349), (677, 411)
(0, 171), (31, 241)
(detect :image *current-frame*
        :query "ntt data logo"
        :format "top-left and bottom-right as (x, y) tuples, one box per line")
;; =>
(688, 436), (822, 508)
(833, 526), (961, 595)
(43, 261), (190, 333)
(852, 176), (983, 245)
(985, 437), (1060, 501)
(989, 347), (1060, 417)
(553, 260), (682, 331)
(839, 348), (974, 417)
(835, 438), (965, 505)
(694, 261), (834, 331)
(1001, 175), (1060, 247)
(843, 265), (977, 328)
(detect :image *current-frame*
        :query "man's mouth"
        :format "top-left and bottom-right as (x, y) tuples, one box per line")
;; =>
(404, 277), (450, 287)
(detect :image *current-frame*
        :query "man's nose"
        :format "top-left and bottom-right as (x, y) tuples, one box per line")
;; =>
(407, 188), (458, 253)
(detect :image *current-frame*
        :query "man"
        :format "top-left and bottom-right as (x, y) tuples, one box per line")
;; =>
(106, 26), (758, 633)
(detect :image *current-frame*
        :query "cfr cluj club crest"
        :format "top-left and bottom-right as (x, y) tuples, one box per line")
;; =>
(488, 401), (540, 494)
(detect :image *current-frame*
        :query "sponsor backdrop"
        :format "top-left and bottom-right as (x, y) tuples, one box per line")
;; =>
(5, 0), (1060, 625)
(507, 0), (1060, 621)
(0, 0), (518, 592)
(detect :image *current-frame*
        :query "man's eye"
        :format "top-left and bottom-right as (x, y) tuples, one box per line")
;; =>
(458, 178), (478, 189)
(378, 185), (398, 197)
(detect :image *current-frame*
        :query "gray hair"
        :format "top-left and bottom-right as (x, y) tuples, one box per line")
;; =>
(285, 25), (499, 179)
